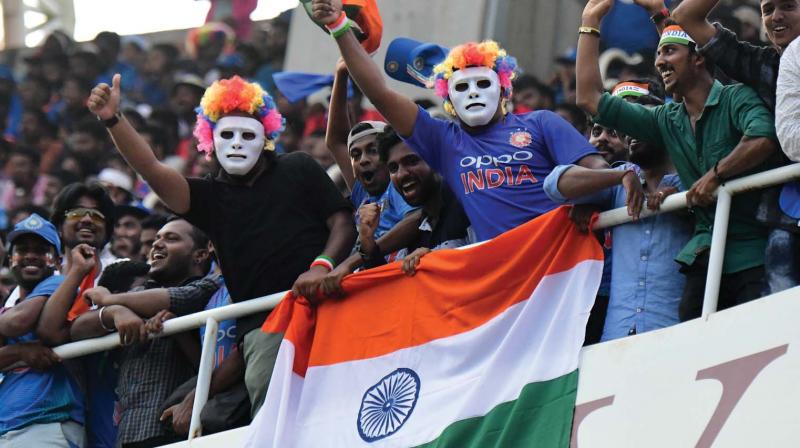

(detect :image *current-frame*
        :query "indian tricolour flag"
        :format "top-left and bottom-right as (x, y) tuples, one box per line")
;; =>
(246, 207), (603, 447)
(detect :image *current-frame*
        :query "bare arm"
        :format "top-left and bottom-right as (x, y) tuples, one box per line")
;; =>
(671, 0), (719, 46)
(326, 62), (356, 190)
(0, 296), (47, 338)
(311, 0), (419, 136)
(322, 209), (358, 264)
(84, 286), (170, 318)
(88, 75), (191, 214)
(557, 166), (635, 199)
(576, 0), (614, 116)
(632, 0), (670, 34)
(36, 245), (96, 346)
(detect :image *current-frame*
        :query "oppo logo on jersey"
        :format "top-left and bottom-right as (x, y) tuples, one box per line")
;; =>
(459, 150), (538, 194)
(459, 150), (534, 169)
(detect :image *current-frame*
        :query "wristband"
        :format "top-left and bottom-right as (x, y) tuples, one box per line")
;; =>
(578, 26), (601, 37)
(98, 306), (115, 332)
(650, 7), (670, 24)
(311, 255), (335, 272)
(100, 112), (122, 128)
(325, 12), (352, 39)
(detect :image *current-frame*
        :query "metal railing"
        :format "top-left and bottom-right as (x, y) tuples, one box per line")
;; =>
(42, 162), (800, 441)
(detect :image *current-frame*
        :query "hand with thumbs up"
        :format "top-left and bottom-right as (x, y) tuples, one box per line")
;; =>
(88, 73), (121, 120)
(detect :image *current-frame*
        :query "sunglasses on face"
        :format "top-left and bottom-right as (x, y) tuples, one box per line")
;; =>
(64, 207), (106, 224)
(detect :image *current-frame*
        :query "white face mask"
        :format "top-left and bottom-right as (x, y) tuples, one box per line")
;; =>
(213, 116), (266, 176)
(447, 67), (502, 127)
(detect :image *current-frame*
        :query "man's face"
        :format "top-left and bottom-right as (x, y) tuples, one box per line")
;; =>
(590, 124), (627, 164)
(112, 214), (143, 259)
(761, 0), (800, 50)
(60, 196), (108, 250)
(139, 228), (157, 263)
(149, 220), (199, 284)
(6, 154), (37, 186)
(213, 116), (265, 176)
(626, 135), (664, 168)
(448, 67), (502, 128)
(386, 142), (436, 207)
(299, 135), (334, 169)
(171, 85), (203, 117)
(350, 134), (389, 197)
(655, 44), (698, 95)
(10, 234), (57, 290)
(67, 132), (102, 156)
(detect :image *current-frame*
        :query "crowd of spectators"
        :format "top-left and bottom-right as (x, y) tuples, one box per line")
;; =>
(0, 0), (798, 446)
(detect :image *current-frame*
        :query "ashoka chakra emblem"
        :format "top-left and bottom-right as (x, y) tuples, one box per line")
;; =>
(357, 368), (420, 442)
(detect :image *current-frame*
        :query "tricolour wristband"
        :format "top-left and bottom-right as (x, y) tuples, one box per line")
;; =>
(325, 12), (352, 39)
(311, 255), (335, 272)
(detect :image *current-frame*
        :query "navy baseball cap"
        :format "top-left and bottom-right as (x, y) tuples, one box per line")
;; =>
(7, 213), (62, 254)
(384, 37), (449, 89)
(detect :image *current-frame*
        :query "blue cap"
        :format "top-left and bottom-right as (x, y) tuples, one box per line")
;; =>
(116, 201), (150, 220)
(556, 47), (577, 64)
(384, 37), (449, 88)
(7, 213), (61, 254)
(779, 181), (800, 219)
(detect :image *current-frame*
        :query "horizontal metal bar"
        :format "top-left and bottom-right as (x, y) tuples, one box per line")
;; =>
(47, 163), (800, 360)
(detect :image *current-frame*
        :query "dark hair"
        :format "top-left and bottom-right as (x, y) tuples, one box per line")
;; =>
(22, 108), (58, 137)
(7, 146), (41, 167)
(553, 103), (590, 135)
(660, 20), (715, 75)
(165, 215), (210, 251)
(376, 126), (403, 163)
(50, 182), (116, 241)
(97, 259), (150, 293)
(73, 117), (108, 142)
(141, 213), (170, 232)
(152, 43), (180, 62)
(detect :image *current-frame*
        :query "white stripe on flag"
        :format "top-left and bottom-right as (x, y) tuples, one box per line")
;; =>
(247, 259), (602, 447)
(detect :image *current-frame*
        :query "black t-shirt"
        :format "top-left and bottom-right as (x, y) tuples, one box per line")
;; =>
(411, 183), (471, 252)
(183, 152), (352, 337)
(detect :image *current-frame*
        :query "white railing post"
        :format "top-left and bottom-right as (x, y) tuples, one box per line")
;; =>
(188, 317), (219, 440)
(701, 188), (732, 319)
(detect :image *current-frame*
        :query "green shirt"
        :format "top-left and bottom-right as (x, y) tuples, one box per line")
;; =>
(595, 81), (777, 273)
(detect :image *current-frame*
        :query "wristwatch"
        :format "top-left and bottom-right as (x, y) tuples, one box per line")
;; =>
(99, 112), (123, 128)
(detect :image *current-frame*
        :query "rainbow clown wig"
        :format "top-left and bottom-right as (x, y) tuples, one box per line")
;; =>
(193, 76), (285, 157)
(433, 40), (518, 117)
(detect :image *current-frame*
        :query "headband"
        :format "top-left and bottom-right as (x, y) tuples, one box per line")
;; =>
(347, 121), (387, 149)
(659, 25), (695, 47)
(612, 82), (650, 98)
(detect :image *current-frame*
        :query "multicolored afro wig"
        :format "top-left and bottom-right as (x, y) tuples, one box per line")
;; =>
(185, 22), (236, 58)
(193, 76), (285, 157)
(432, 40), (518, 117)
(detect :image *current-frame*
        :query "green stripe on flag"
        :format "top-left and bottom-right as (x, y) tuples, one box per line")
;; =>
(414, 370), (578, 448)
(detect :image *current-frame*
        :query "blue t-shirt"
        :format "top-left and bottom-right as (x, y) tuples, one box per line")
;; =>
(0, 275), (85, 436)
(404, 107), (597, 241)
(350, 181), (417, 239)
(200, 282), (237, 368)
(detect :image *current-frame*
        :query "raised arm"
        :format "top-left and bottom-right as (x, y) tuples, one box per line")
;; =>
(632, 0), (670, 34)
(311, 0), (419, 137)
(36, 244), (96, 346)
(671, 0), (720, 46)
(88, 74), (191, 214)
(576, 0), (614, 116)
(326, 60), (356, 190)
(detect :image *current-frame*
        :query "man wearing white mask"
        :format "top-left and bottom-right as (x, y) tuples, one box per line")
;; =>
(311, 0), (623, 241)
(86, 74), (355, 415)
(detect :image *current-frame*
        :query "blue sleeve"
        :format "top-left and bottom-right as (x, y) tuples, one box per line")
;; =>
(387, 183), (418, 217)
(536, 111), (598, 165)
(27, 275), (65, 299)
(664, 173), (686, 191)
(543, 164), (614, 207)
(350, 181), (366, 208)
(402, 106), (452, 172)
